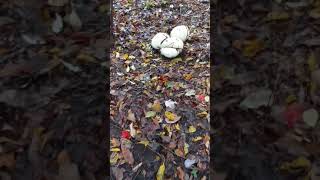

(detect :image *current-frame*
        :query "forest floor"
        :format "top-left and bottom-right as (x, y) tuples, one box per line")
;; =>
(0, 0), (108, 180)
(213, 0), (320, 180)
(110, 0), (210, 179)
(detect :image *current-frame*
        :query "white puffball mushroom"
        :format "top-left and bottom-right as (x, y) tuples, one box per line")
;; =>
(160, 37), (184, 49)
(160, 48), (181, 58)
(170, 25), (189, 42)
(151, 33), (170, 49)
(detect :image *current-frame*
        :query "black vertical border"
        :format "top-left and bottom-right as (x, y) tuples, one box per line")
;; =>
(106, 0), (113, 178)
(210, 0), (218, 178)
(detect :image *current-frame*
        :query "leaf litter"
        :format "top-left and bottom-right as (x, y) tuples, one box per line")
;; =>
(213, 0), (320, 179)
(0, 0), (109, 179)
(111, 0), (209, 179)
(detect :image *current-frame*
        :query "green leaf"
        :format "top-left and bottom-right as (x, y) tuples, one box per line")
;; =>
(191, 169), (198, 178)
(145, 111), (156, 118)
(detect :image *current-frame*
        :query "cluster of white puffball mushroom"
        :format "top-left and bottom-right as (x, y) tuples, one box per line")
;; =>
(151, 25), (189, 58)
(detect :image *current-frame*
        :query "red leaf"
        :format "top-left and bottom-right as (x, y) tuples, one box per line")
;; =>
(196, 94), (205, 102)
(283, 103), (304, 128)
(121, 130), (131, 139)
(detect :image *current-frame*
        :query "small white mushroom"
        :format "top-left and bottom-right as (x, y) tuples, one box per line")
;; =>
(160, 37), (184, 49)
(160, 48), (182, 58)
(151, 33), (170, 49)
(170, 25), (189, 42)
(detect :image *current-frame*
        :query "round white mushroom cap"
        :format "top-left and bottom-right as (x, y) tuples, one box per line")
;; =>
(160, 37), (184, 49)
(170, 25), (189, 42)
(160, 48), (182, 58)
(151, 33), (170, 49)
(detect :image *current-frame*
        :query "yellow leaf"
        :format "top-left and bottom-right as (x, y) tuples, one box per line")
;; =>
(123, 53), (129, 60)
(138, 140), (150, 147)
(77, 53), (97, 63)
(175, 124), (180, 131)
(184, 143), (189, 155)
(152, 101), (162, 112)
(98, 4), (109, 13)
(242, 39), (264, 58)
(110, 148), (121, 152)
(156, 162), (165, 180)
(110, 152), (119, 165)
(165, 111), (176, 121)
(285, 95), (297, 104)
(280, 157), (311, 172)
(197, 111), (208, 118)
(266, 11), (290, 21)
(308, 52), (318, 72)
(188, 126), (196, 133)
(309, 8), (320, 19)
(184, 73), (192, 80)
(192, 136), (203, 142)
